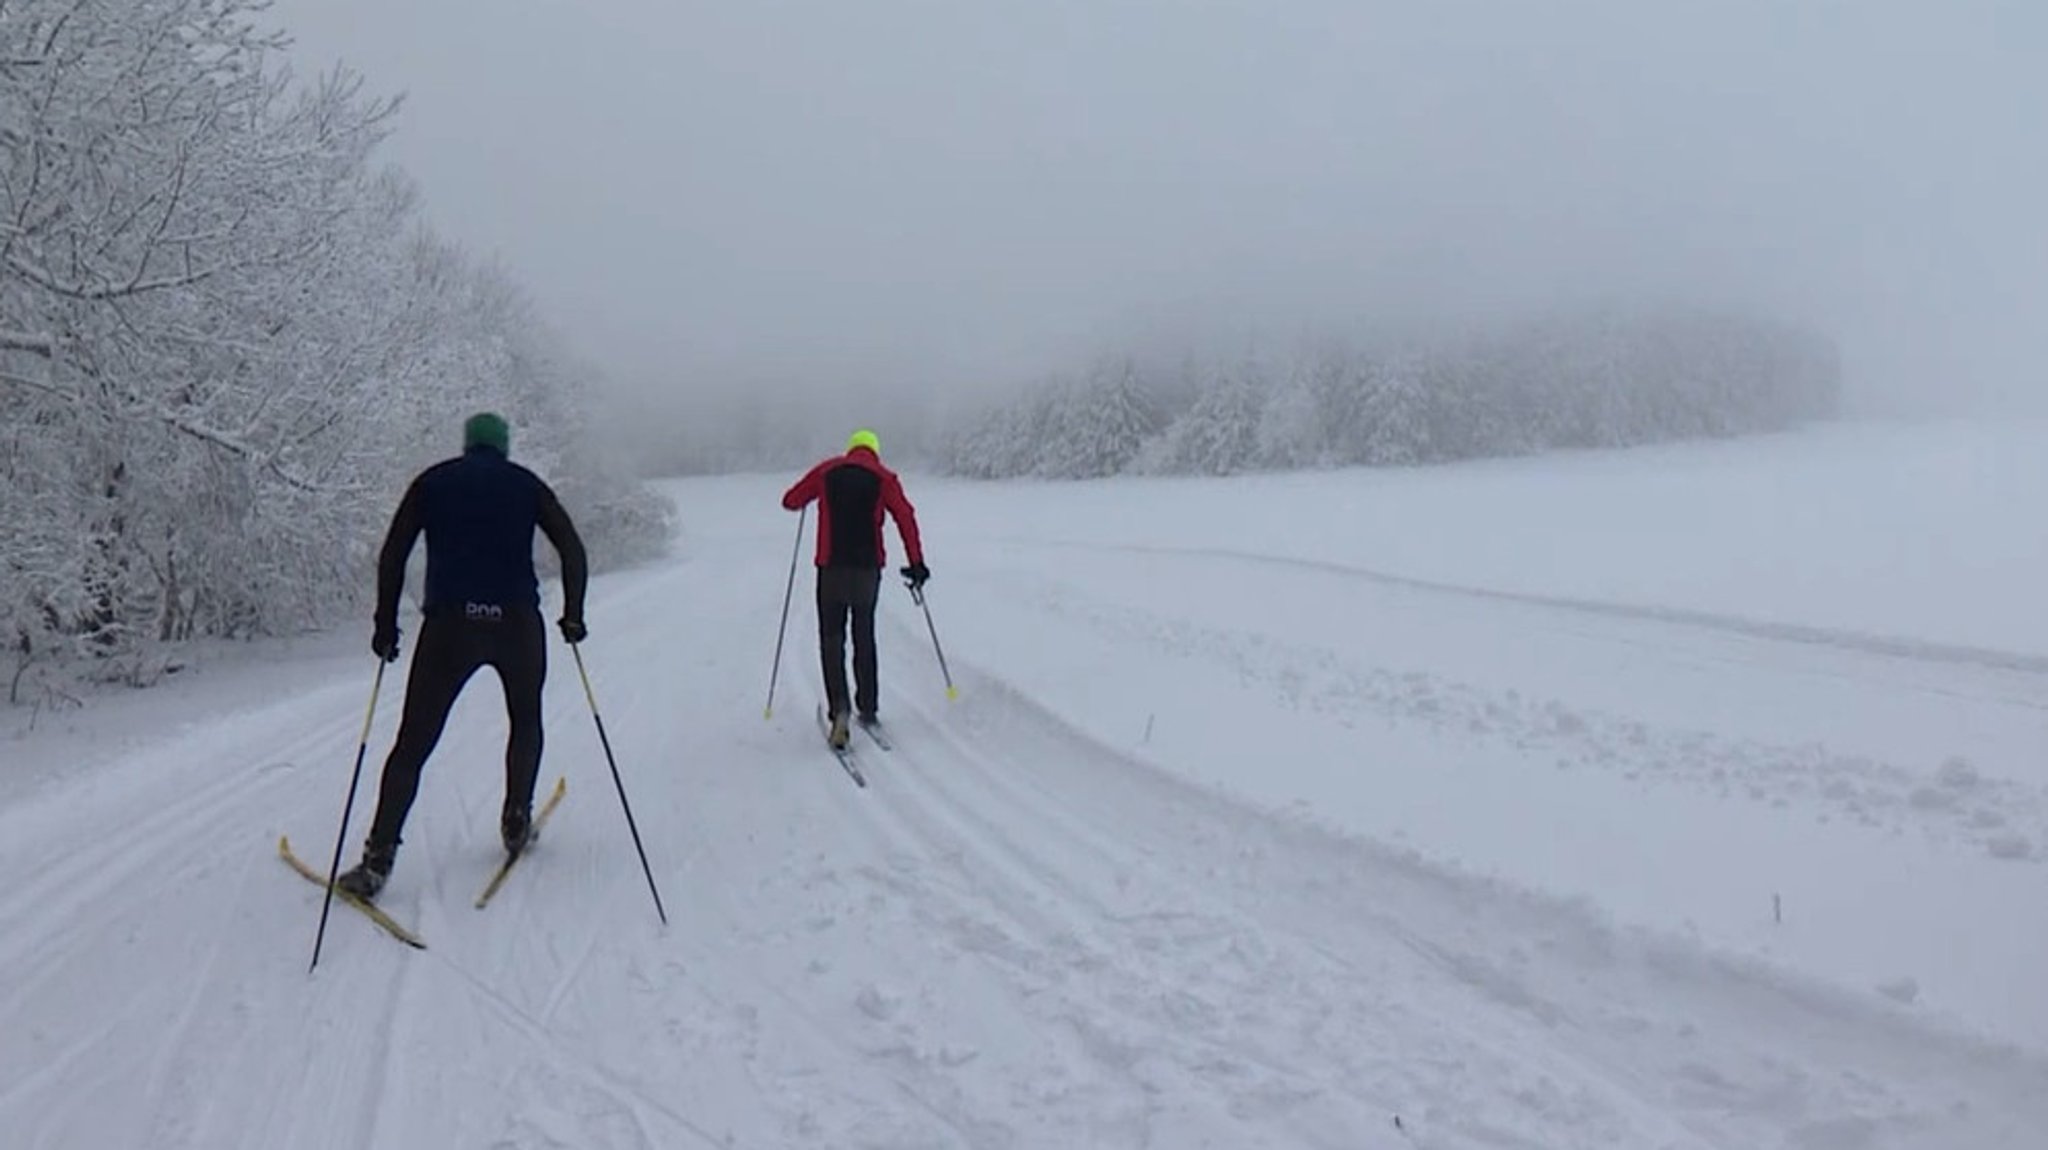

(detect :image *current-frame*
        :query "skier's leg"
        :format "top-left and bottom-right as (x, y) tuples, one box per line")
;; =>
(850, 567), (882, 721)
(492, 610), (547, 851)
(816, 568), (853, 719)
(359, 616), (482, 868)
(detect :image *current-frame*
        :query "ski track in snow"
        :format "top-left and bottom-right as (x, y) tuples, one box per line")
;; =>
(1042, 538), (2048, 677)
(868, 660), (2045, 1149)
(2, 468), (2046, 1149)
(969, 548), (2048, 866)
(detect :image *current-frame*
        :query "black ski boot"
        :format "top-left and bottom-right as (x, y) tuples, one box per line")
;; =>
(336, 843), (394, 901)
(501, 803), (532, 857)
(857, 710), (880, 730)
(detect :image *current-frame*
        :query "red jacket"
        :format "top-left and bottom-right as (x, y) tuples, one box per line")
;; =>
(782, 448), (925, 569)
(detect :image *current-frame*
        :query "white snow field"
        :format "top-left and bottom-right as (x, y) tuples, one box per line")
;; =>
(4, 420), (2046, 1149)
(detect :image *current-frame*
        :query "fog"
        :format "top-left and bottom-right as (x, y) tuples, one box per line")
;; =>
(269, 0), (2046, 434)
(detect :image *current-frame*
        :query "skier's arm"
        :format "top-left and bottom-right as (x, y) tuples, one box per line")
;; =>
(537, 484), (590, 624)
(374, 479), (426, 631)
(781, 462), (826, 511)
(883, 474), (925, 566)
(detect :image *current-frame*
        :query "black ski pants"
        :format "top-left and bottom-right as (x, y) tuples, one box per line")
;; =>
(366, 606), (546, 855)
(817, 565), (882, 720)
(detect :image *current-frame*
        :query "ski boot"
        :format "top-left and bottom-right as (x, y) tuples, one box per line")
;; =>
(501, 803), (533, 857)
(856, 710), (880, 730)
(828, 711), (851, 750)
(336, 843), (394, 901)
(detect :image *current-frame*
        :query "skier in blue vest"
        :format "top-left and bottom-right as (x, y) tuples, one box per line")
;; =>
(337, 412), (589, 900)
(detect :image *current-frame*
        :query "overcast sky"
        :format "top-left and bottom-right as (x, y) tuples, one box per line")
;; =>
(268, 0), (2044, 416)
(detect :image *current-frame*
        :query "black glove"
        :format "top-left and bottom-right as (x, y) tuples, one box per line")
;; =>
(371, 619), (401, 663)
(901, 562), (930, 589)
(558, 616), (588, 644)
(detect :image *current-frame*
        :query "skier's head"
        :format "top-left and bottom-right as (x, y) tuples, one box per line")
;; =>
(464, 411), (510, 457)
(846, 428), (880, 456)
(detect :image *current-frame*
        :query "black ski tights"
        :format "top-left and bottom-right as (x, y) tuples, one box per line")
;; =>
(365, 609), (546, 855)
(817, 565), (882, 719)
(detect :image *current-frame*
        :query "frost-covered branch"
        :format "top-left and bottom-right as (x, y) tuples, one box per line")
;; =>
(7, 250), (227, 301)
(0, 0), (670, 693)
(146, 401), (353, 495)
(0, 329), (55, 357)
(0, 366), (71, 399)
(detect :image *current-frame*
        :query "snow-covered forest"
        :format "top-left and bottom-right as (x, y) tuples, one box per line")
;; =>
(944, 309), (1842, 479)
(0, 0), (670, 703)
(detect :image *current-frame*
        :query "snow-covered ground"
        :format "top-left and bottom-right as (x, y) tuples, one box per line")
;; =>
(4, 420), (2045, 1149)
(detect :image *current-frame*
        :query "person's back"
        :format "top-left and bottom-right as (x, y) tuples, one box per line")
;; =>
(408, 448), (551, 616)
(340, 412), (589, 901)
(781, 429), (928, 744)
(818, 451), (898, 570)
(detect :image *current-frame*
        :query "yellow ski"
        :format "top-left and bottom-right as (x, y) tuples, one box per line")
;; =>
(475, 775), (567, 909)
(278, 836), (426, 950)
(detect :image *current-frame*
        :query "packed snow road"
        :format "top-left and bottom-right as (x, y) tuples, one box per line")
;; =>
(4, 445), (2046, 1148)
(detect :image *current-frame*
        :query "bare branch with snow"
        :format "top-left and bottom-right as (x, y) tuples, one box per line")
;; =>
(0, 0), (667, 691)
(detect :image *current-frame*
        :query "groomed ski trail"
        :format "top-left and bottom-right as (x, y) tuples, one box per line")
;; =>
(799, 635), (2048, 1149)
(1, 475), (2044, 1148)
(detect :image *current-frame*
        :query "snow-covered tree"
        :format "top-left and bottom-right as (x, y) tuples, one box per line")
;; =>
(935, 309), (1838, 483)
(0, 0), (669, 700)
(1348, 353), (1434, 466)
(1031, 359), (1157, 479)
(1255, 348), (1338, 469)
(1137, 360), (1266, 476)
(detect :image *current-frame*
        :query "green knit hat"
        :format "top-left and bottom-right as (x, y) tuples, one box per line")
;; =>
(464, 411), (510, 456)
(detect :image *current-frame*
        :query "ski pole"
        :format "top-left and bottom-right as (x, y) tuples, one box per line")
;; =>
(907, 581), (957, 701)
(572, 643), (668, 926)
(310, 659), (387, 973)
(763, 506), (806, 719)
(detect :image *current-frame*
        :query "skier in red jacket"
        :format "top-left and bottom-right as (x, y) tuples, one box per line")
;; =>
(782, 429), (928, 748)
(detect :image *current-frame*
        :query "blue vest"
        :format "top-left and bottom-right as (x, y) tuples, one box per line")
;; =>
(414, 448), (547, 613)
